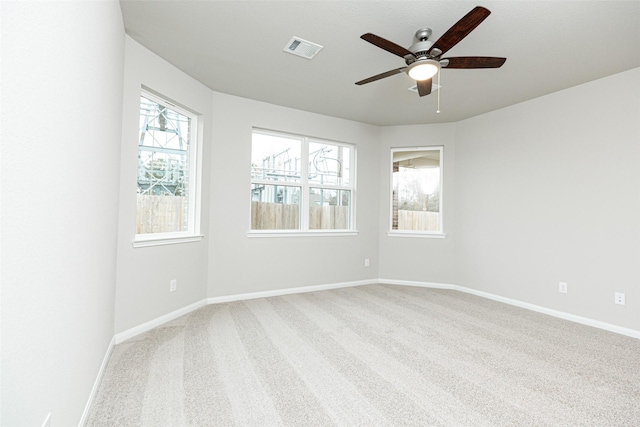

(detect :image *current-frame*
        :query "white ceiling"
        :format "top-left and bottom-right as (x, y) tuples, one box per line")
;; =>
(119, 1), (640, 126)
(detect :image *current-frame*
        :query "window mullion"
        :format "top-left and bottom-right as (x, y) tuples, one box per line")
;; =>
(300, 137), (310, 230)
(307, 183), (352, 191)
(350, 147), (356, 229)
(251, 179), (301, 187)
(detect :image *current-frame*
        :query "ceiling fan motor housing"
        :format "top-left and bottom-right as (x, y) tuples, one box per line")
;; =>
(410, 40), (435, 59)
(408, 29), (439, 64)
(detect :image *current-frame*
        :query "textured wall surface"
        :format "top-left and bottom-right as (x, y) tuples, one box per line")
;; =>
(1, 1), (124, 425)
(454, 68), (640, 331)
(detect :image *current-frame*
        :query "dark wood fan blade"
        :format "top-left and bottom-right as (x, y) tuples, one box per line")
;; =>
(355, 67), (406, 85)
(431, 6), (491, 56)
(361, 33), (413, 58)
(442, 56), (506, 69)
(417, 78), (432, 97)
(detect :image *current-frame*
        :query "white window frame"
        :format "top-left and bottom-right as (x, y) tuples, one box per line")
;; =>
(248, 128), (357, 237)
(133, 89), (203, 247)
(388, 146), (445, 238)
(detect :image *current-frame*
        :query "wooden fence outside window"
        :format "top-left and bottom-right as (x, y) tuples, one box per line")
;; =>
(137, 196), (438, 233)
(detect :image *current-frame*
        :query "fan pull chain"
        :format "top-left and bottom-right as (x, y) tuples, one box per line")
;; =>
(436, 71), (441, 113)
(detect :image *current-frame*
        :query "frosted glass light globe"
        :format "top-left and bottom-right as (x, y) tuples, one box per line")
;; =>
(407, 60), (440, 81)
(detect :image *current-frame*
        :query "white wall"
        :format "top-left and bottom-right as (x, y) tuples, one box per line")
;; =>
(378, 124), (457, 283)
(454, 68), (640, 330)
(114, 38), (381, 334)
(114, 39), (640, 336)
(207, 92), (381, 297)
(376, 69), (640, 332)
(1, 1), (124, 425)
(114, 37), (213, 334)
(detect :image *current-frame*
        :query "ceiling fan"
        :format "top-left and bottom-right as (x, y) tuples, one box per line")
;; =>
(355, 6), (506, 97)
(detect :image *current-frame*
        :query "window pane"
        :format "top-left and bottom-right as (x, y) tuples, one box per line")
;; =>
(251, 133), (302, 182)
(392, 149), (441, 232)
(250, 129), (356, 232)
(251, 184), (301, 230)
(308, 142), (351, 186)
(137, 96), (191, 234)
(309, 188), (350, 230)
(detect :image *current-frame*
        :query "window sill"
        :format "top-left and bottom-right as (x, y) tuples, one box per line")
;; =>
(387, 231), (447, 239)
(247, 230), (358, 238)
(133, 234), (204, 248)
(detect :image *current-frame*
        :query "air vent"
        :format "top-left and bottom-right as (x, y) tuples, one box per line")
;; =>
(284, 37), (323, 59)
(408, 83), (441, 93)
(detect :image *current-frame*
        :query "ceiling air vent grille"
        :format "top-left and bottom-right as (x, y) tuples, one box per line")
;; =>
(284, 37), (323, 59)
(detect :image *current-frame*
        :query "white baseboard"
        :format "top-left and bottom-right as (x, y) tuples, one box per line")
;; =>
(78, 336), (115, 427)
(207, 279), (375, 305)
(112, 279), (376, 345)
(114, 299), (207, 344)
(380, 279), (456, 290)
(113, 278), (640, 346)
(380, 278), (640, 339)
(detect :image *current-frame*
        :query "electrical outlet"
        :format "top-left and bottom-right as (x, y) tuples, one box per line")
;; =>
(559, 282), (567, 294)
(615, 292), (625, 305)
(170, 279), (177, 292)
(364, 258), (370, 267)
(41, 413), (51, 427)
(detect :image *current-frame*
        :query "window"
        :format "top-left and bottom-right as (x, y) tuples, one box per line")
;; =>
(135, 90), (201, 246)
(250, 129), (354, 233)
(390, 147), (443, 235)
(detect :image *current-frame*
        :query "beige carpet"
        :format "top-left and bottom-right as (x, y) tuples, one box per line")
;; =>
(86, 284), (640, 426)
